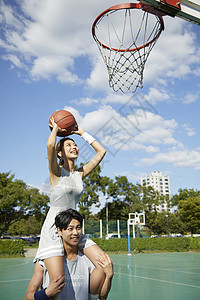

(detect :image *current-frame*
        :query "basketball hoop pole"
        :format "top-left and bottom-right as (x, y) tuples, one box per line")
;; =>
(133, 222), (136, 239)
(127, 219), (132, 256)
(127, 218), (137, 255)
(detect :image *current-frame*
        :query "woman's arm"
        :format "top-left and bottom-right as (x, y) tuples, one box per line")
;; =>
(47, 121), (61, 185)
(81, 139), (106, 179)
(73, 126), (107, 179)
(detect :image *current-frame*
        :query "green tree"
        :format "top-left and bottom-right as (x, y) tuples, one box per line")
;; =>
(112, 176), (141, 214)
(78, 165), (103, 219)
(97, 200), (129, 220)
(100, 176), (117, 201)
(7, 216), (43, 236)
(178, 196), (200, 235)
(141, 184), (161, 212)
(145, 211), (158, 235)
(97, 176), (142, 228)
(97, 176), (163, 221)
(0, 172), (49, 236)
(172, 188), (200, 206)
(169, 211), (188, 234)
(149, 212), (168, 235)
(99, 176), (117, 235)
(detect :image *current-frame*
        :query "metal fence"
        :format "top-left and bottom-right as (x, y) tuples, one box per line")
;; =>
(83, 219), (128, 238)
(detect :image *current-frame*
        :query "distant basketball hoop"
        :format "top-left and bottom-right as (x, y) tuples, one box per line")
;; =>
(129, 212), (145, 226)
(92, 3), (164, 93)
(127, 212), (145, 255)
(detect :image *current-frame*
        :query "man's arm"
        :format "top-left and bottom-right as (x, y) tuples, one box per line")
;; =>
(24, 262), (65, 300)
(25, 262), (44, 300)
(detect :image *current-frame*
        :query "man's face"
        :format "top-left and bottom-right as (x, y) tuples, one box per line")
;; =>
(58, 219), (82, 246)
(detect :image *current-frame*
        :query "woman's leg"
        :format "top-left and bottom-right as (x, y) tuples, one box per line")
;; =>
(84, 246), (114, 298)
(89, 267), (105, 295)
(82, 244), (105, 268)
(44, 256), (64, 300)
(91, 253), (114, 299)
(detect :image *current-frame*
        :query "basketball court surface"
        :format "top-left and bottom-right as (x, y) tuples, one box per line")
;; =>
(0, 252), (199, 300)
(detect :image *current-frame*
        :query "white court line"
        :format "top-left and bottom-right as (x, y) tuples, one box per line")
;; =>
(117, 263), (200, 275)
(0, 261), (29, 269)
(115, 272), (200, 289)
(136, 265), (200, 275)
(0, 278), (30, 283)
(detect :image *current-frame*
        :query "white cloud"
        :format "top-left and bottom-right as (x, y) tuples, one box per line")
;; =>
(61, 106), (183, 156)
(182, 123), (196, 136)
(0, 1), (25, 32)
(129, 111), (177, 134)
(72, 97), (99, 106)
(144, 87), (170, 105)
(71, 92), (138, 106)
(144, 17), (200, 86)
(182, 93), (199, 104)
(0, 0), (98, 82)
(129, 141), (160, 153)
(140, 149), (200, 170)
(101, 93), (130, 105)
(134, 127), (177, 145)
(30, 56), (81, 83)
(86, 58), (109, 92)
(1, 0), (130, 86)
(80, 106), (123, 133)
(2, 54), (24, 68)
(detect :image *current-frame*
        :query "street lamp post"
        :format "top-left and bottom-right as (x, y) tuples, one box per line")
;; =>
(166, 213), (171, 237)
(106, 200), (109, 236)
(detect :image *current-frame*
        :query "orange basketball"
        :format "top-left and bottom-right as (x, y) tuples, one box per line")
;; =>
(49, 110), (77, 137)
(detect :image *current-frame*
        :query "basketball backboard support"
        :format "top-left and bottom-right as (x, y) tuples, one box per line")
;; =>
(140, 0), (200, 25)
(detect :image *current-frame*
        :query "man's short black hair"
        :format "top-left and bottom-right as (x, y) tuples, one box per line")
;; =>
(55, 209), (83, 231)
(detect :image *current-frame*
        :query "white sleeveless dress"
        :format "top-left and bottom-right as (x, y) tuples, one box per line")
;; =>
(34, 168), (95, 261)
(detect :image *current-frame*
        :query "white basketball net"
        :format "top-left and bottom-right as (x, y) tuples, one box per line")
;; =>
(93, 4), (164, 93)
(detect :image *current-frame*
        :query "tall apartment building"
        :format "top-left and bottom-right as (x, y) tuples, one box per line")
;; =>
(141, 171), (171, 212)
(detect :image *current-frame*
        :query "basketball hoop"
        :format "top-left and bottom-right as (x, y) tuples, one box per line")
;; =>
(127, 212), (146, 254)
(92, 2), (164, 93)
(129, 212), (145, 226)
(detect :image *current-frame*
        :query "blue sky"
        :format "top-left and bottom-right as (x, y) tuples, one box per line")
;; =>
(0, 0), (200, 212)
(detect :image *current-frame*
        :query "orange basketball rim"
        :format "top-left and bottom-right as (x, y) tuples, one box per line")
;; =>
(92, 2), (164, 93)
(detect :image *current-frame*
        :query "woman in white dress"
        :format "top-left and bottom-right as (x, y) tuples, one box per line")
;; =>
(34, 119), (107, 299)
